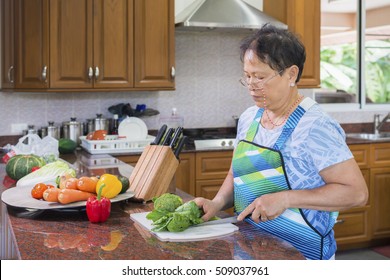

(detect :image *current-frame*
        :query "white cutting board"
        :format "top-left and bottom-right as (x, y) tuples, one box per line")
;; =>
(130, 212), (239, 242)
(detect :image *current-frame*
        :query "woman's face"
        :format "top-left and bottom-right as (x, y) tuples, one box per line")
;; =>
(242, 50), (291, 110)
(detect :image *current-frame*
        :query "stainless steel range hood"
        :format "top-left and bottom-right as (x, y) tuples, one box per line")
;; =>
(175, 0), (287, 31)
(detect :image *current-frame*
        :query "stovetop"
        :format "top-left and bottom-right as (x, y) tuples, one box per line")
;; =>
(183, 128), (236, 150)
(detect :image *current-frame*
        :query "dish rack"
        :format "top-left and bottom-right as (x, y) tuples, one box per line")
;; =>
(79, 135), (155, 154)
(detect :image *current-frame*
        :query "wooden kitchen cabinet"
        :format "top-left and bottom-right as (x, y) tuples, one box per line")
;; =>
(195, 151), (234, 214)
(4, 0), (174, 91)
(334, 169), (371, 250)
(371, 167), (390, 240)
(336, 143), (390, 250)
(1, 0), (15, 89)
(175, 153), (196, 196)
(263, 0), (320, 88)
(14, 0), (49, 89)
(134, 0), (175, 89)
(195, 151), (233, 181)
(50, 0), (133, 89)
(370, 142), (390, 241)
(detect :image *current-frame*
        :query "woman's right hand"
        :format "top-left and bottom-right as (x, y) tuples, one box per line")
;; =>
(193, 197), (222, 221)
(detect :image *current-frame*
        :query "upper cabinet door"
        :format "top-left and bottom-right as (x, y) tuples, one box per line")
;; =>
(93, 0), (134, 88)
(263, 0), (320, 88)
(134, 0), (175, 89)
(1, 0), (15, 89)
(50, 0), (93, 89)
(15, 0), (49, 89)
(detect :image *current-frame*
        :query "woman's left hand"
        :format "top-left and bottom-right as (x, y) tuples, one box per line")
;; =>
(237, 191), (288, 223)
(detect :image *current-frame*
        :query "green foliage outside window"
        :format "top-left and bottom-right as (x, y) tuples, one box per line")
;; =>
(320, 39), (390, 103)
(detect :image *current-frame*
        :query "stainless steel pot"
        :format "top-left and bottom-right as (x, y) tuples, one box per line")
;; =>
(62, 118), (83, 144)
(93, 114), (110, 132)
(47, 121), (59, 139)
(85, 119), (94, 134)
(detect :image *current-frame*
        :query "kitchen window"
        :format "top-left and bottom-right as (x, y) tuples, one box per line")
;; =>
(320, 0), (390, 107)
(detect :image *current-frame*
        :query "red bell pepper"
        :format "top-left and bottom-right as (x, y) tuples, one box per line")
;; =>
(86, 184), (111, 223)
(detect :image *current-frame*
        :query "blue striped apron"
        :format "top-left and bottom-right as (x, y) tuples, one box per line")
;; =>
(233, 103), (337, 260)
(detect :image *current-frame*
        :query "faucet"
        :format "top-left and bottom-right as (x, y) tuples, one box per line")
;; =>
(374, 113), (390, 134)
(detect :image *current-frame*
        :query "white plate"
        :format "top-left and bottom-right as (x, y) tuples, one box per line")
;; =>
(118, 117), (148, 140)
(1, 183), (135, 210)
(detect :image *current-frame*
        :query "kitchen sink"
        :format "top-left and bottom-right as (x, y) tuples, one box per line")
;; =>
(194, 138), (235, 150)
(346, 132), (390, 141)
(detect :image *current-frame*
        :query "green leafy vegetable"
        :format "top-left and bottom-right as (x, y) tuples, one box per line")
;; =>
(16, 160), (76, 188)
(153, 193), (183, 212)
(146, 193), (204, 232)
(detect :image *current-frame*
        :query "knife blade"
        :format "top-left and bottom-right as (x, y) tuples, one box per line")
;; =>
(169, 127), (183, 149)
(194, 216), (238, 227)
(151, 124), (167, 145)
(162, 128), (175, 146)
(174, 135), (187, 159)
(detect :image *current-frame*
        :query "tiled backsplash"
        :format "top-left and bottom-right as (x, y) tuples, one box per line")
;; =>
(0, 31), (388, 136)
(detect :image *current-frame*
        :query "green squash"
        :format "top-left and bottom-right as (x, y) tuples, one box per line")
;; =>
(5, 154), (46, 180)
(58, 138), (77, 154)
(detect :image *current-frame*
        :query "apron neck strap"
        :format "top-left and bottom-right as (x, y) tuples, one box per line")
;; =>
(245, 108), (264, 142)
(244, 97), (317, 149)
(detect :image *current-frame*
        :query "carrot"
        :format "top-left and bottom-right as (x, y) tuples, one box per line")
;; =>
(76, 176), (97, 193)
(57, 189), (94, 204)
(43, 188), (60, 202)
(58, 173), (76, 189)
(62, 177), (79, 189)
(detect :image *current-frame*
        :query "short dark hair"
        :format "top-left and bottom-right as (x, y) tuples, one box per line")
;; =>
(240, 24), (306, 83)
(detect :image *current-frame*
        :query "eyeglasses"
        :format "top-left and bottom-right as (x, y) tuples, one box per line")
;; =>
(239, 69), (284, 90)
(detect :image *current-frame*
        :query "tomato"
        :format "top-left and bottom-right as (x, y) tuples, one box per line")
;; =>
(31, 183), (49, 199)
(46, 184), (56, 189)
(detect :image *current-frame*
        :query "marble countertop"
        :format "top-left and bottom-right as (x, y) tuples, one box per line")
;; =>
(0, 152), (304, 260)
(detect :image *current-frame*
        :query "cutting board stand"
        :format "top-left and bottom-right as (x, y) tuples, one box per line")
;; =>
(129, 145), (179, 202)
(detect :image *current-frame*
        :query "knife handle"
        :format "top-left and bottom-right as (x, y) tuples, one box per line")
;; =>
(162, 128), (175, 146)
(151, 124), (167, 145)
(174, 135), (187, 159)
(169, 127), (183, 148)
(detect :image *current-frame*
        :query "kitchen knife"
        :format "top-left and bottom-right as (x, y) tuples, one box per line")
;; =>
(194, 216), (239, 227)
(151, 124), (167, 145)
(162, 128), (175, 146)
(169, 127), (183, 149)
(174, 135), (187, 159)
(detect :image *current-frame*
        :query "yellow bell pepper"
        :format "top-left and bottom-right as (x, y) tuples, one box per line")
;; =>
(96, 174), (122, 199)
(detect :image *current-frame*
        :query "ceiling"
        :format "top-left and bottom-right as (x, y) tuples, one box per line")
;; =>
(321, 0), (390, 45)
(321, 0), (390, 13)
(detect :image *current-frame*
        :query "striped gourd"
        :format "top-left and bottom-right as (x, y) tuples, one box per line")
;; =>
(5, 154), (45, 180)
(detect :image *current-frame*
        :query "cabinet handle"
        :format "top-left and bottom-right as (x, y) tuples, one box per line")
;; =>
(94, 66), (99, 79)
(42, 66), (48, 82)
(171, 66), (175, 80)
(335, 219), (345, 224)
(7, 66), (14, 83)
(88, 67), (93, 80)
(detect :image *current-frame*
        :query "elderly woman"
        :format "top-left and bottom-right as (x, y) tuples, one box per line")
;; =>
(194, 24), (368, 260)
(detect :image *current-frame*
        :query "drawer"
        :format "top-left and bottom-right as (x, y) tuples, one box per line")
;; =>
(195, 151), (233, 180)
(348, 144), (370, 168)
(370, 142), (390, 168)
(334, 208), (370, 244)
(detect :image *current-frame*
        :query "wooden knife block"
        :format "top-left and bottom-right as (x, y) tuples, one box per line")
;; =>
(129, 145), (179, 202)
